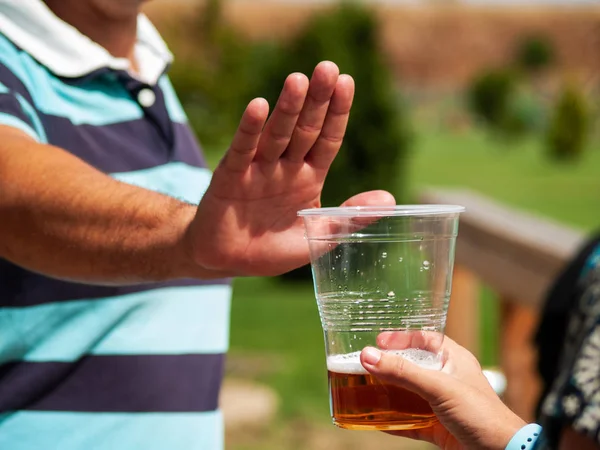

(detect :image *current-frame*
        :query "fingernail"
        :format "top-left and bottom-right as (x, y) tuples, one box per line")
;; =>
(363, 347), (381, 366)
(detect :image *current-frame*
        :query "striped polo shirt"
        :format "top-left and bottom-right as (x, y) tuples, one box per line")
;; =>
(0, 1), (231, 449)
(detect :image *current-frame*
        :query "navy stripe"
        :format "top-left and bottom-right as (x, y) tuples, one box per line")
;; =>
(43, 114), (169, 171)
(0, 60), (34, 105)
(143, 84), (175, 146)
(41, 114), (206, 172)
(63, 67), (125, 86)
(120, 79), (175, 147)
(0, 354), (224, 412)
(0, 259), (230, 306)
(172, 121), (208, 169)
(0, 92), (35, 128)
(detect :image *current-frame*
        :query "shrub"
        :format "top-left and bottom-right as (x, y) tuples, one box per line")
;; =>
(466, 34), (554, 140)
(515, 34), (555, 74)
(259, 3), (411, 208)
(168, 0), (277, 148)
(546, 83), (590, 161)
(466, 69), (523, 137)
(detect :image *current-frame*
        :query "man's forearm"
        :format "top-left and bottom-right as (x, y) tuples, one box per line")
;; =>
(0, 128), (221, 283)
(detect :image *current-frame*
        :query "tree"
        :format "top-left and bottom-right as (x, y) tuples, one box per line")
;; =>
(546, 83), (590, 161)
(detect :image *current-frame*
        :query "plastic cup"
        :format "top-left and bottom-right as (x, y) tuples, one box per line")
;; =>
(298, 205), (465, 431)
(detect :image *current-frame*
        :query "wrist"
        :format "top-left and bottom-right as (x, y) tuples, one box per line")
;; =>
(171, 202), (203, 278)
(175, 203), (234, 280)
(505, 423), (542, 450)
(492, 414), (527, 450)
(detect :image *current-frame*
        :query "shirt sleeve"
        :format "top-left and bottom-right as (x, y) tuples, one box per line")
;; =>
(0, 81), (45, 142)
(538, 245), (600, 447)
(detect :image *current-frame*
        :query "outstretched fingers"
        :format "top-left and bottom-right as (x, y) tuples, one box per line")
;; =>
(306, 74), (355, 170)
(223, 63), (353, 173)
(223, 98), (270, 172)
(284, 61), (340, 162)
(256, 73), (309, 163)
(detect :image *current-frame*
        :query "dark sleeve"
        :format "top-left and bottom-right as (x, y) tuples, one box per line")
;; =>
(535, 233), (600, 416)
(538, 247), (600, 448)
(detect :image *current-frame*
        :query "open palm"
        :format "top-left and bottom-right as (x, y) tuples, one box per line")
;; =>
(189, 61), (394, 276)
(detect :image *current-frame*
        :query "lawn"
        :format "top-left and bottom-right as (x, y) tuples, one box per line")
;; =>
(408, 128), (600, 232)
(206, 126), (600, 445)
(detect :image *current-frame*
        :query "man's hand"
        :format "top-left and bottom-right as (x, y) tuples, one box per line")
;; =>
(0, 62), (393, 283)
(188, 61), (395, 276)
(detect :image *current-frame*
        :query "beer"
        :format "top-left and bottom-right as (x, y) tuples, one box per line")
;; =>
(327, 349), (441, 430)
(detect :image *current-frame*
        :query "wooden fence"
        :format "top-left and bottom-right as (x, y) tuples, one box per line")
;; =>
(420, 189), (586, 421)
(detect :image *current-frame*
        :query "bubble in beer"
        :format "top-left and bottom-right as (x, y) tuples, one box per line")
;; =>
(382, 252), (388, 259)
(423, 261), (430, 270)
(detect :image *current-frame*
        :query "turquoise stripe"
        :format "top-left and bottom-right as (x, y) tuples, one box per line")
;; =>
(0, 112), (39, 141)
(0, 34), (143, 126)
(0, 410), (223, 450)
(0, 285), (231, 363)
(159, 75), (188, 124)
(41, 75), (142, 126)
(111, 162), (212, 205)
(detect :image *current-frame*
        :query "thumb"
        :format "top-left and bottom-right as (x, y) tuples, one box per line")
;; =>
(340, 190), (396, 208)
(336, 191), (396, 230)
(360, 347), (459, 404)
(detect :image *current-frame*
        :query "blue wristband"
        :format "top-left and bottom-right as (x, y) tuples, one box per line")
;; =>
(505, 423), (542, 450)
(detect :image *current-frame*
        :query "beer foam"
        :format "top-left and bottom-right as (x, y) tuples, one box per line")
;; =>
(327, 349), (442, 375)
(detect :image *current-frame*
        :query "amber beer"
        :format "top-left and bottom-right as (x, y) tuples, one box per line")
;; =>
(327, 349), (441, 430)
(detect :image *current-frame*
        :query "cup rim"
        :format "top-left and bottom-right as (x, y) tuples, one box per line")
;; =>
(297, 204), (465, 217)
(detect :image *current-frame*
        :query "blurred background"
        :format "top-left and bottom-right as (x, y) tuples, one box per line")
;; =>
(144, 0), (600, 448)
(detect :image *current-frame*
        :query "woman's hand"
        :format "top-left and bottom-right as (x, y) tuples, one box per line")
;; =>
(360, 336), (526, 450)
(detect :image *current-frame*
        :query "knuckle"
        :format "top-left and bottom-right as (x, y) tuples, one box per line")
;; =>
(391, 355), (407, 377)
(277, 100), (302, 117)
(267, 130), (291, 144)
(296, 122), (321, 135)
(319, 134), (344, 145)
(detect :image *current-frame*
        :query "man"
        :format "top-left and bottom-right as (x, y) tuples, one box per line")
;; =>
(0, 0), (393, 449)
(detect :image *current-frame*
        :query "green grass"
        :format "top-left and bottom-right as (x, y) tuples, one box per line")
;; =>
(228, 277), (331, 421)
(219, 127), (600, 420)
(408, 128), (600, 231)
(407, 128), (600, 367)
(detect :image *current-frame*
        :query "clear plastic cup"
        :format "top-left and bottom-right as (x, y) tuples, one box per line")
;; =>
(298, 205), (465, 431)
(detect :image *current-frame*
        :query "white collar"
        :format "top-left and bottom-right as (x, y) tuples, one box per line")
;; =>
(0, 0), (173, 84)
